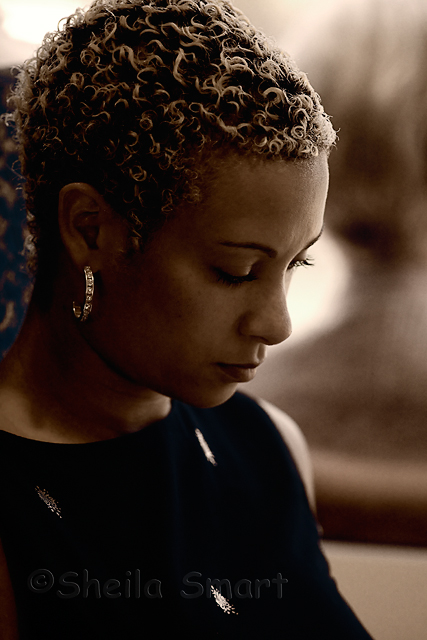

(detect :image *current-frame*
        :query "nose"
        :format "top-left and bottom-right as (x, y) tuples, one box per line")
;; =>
(238, 281), (292, 346)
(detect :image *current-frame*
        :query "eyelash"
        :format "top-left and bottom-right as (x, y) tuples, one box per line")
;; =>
(288, 256), (315, 270)
(214, 256), (314, 287)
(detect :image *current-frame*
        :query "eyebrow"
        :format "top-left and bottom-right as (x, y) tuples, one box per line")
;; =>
(219, 227), (324, 258)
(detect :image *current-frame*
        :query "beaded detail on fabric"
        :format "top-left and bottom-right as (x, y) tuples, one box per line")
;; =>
(211, 586), (238, 615)
(194, 429), (238, 615)
(35, 486), (62, 518)
(195, 429), (217, 466)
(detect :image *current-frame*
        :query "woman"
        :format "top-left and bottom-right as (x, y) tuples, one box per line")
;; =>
(0, 1), (372, 638)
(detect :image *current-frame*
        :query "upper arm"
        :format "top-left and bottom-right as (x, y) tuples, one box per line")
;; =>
(255, 397), (316, 511)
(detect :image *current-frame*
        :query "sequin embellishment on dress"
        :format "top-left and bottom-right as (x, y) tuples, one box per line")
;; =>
(35, 486), (62, 518)
(211, 586), (238, 615)
(195, 428), (217, 466)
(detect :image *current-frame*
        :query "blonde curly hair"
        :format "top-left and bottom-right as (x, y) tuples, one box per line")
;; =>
(9, 0), (336, 277)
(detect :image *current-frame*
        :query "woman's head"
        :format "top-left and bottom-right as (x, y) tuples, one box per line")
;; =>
(66, 153), (328, 408)
(9, 0), (335, 280)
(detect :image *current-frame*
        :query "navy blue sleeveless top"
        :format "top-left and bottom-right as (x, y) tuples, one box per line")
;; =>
(0, 392), (373, 639)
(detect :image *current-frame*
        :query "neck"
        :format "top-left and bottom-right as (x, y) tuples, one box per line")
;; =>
(0, 296), (171, 443)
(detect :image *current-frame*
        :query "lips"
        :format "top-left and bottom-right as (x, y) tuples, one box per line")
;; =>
(217, 363), (261, 383)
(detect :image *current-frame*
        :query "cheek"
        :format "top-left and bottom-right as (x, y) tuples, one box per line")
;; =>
(121, 277), (209, 351)
(148, 281), (240, 359)
(138, 263), (209, 323)
(96, 256), (241, 365)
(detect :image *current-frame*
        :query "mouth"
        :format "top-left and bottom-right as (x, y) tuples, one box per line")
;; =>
(217, 362), (262, 383)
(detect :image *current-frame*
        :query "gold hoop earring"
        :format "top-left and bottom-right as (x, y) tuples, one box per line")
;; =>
(73, 266), (94, 322)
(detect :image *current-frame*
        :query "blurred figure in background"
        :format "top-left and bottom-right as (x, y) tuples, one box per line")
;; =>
(0, 4), (33, 357)
(247, 0), (427, 546)
(0, 66), (30, 359)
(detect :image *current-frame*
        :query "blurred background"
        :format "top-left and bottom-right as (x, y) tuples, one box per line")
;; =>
(1, 2), (426, 637)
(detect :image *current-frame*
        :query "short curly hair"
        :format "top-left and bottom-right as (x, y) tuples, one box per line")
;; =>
(9, 0), (336, 278)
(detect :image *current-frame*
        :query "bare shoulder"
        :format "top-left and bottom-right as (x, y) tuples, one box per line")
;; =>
(245, 393), (315, 510)
(0, 351), (26, 437)
(0, 350), (49, 440)
(0, 379), (29, 439)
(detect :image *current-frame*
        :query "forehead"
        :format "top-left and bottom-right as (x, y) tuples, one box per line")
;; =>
(205, 153), (328, 210)
(183, 154), (329, 248)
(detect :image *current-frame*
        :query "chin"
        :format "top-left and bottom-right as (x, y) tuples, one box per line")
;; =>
(172, 382), (238, 409)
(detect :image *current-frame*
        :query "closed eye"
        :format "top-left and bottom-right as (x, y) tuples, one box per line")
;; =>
(214, 268), (258, 287)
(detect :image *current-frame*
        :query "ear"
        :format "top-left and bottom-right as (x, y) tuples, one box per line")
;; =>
(58, 183), (128, 271)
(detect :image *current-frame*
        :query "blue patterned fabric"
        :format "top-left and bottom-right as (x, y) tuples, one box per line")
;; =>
(0, 68), (31, 359)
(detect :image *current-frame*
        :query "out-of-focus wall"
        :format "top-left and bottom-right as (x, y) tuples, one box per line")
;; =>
(324, 541), (427, 640)
(0, 1), (79, 61)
